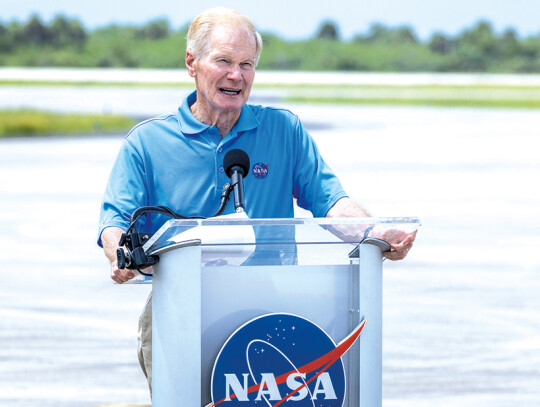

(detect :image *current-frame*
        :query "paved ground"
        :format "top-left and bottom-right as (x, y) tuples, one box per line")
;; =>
(1, 99), (539, 406)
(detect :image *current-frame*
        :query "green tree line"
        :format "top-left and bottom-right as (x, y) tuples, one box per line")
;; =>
(1, 14), (540, 72)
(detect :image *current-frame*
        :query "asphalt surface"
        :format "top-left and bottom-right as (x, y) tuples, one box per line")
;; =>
(1, 95), (539, 406)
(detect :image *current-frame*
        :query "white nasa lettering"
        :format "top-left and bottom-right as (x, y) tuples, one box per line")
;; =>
(311, 372), (337, 400)
(286, 373), (308, 401)
(225, 373), (249, 401)
(223, 372), (337, 402)
(255, 373), (282, 401)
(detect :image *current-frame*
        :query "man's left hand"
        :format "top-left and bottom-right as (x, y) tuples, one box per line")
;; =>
(370, 227), (417, 261)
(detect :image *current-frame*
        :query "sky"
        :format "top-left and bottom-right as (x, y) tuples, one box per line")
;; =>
(2, 0), (540, 41)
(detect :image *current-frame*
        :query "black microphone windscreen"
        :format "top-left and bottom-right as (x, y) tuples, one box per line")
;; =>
(223, 149), (250, 178)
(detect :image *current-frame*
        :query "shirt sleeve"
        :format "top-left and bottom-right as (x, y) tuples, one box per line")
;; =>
(291, 116), (348, 217)
(97, 137), (148, 247)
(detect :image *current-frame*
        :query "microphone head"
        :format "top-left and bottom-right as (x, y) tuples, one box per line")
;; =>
(223, 149), (250, 178)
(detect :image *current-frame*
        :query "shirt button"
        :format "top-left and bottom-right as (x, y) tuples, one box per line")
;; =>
(218, 147), (223, 153)
(219, 167), (224, 173)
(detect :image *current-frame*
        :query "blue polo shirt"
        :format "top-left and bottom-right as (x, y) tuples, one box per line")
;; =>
(98, 91), (347, 247)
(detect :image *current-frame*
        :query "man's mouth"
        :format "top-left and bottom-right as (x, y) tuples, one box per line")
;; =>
(220, 88), (241, 96)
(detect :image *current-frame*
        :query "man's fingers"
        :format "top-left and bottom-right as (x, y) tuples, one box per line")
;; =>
(383, 248), (409, 261)
(385, 239), (413, 261)
(387, 230), (415, 249)
(367, 227), (417, 261)
(390, 240), (413, 253)
(110, 261), (134, 284)
(112, 275), (124, 284)
(112, 271), (127, 284)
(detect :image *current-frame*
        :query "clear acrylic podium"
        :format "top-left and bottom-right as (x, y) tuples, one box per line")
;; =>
(137, 216), (419, 407)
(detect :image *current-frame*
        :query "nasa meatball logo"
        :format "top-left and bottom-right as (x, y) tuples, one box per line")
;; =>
(209, 313), (366, 407)
(252, 163), (269, 179)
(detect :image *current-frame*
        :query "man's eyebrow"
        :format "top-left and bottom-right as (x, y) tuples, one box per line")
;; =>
(210, 54), (256, 64)
(237, 55), (256, 65)
(212, 53), (229, 59)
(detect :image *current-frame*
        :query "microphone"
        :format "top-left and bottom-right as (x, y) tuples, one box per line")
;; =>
(223, 149), (250, 212)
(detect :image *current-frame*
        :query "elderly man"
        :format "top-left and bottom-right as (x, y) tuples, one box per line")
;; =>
(98, 7), (415, 392)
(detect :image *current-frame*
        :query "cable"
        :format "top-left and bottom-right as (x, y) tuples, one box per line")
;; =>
(133, 263), (153, 277)
(118, 182), (234, 271)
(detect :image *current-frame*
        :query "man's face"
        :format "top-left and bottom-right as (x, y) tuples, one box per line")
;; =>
(187, 24), (257, 116)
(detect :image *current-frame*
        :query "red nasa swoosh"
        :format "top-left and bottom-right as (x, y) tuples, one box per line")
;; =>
(209, 319), (366, 407)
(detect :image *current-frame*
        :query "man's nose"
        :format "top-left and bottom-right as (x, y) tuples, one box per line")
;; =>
(227, 64), (243, 81)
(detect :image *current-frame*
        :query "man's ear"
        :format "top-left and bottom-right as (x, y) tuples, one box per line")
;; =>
(185, 50), (197, 78)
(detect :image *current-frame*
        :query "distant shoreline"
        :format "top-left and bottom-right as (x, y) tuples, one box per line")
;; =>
(3, 67), (540, 86)
(1, 69), (539, 138)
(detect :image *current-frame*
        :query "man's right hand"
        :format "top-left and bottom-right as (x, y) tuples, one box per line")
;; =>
(110, 259), (135, 284)
(102, 226), (135, 283)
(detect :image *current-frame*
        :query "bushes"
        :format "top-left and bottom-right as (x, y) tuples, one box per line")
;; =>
(1, 16), (540, 72)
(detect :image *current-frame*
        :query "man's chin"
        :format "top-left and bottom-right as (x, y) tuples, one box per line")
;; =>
(216, 101), (245, 113)
(217, 91), (250, 106)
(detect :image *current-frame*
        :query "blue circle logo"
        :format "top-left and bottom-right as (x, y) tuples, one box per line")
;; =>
(252, 163), (269, 179)
(210, 313), (347, 407)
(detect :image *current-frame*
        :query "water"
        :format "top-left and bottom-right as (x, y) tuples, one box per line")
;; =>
(1, 92), (539, 405)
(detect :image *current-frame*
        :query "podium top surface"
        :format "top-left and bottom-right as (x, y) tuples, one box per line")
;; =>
(142, 215), (420, 267)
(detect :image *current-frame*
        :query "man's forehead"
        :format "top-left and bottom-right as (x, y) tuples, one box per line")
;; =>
(209, 48), (256, 62)
(209, 24), (256, 51)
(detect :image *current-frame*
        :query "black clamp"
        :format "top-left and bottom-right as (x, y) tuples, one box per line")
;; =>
(117, 231), (158, 274)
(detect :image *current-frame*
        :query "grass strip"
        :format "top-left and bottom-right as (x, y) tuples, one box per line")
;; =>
(0, 109), (137, 137)
(0, 80), (194, 87)
(3, 80), (540, 92)
(285, 96), (540, 109)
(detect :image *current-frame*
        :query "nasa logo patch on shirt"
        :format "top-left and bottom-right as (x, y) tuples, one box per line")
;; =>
(252, 162), (269, 179)
(210, 313), (365, 406)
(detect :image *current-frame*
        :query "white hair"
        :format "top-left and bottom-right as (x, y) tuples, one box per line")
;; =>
(186, 7), (263, 65)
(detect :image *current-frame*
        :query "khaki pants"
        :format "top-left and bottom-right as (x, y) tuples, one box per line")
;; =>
(137, 291), (152, 393)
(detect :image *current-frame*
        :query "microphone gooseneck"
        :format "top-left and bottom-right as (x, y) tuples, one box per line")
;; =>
(223, 149), (250, 212)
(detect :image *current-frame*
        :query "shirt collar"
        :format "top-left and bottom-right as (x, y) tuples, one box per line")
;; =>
(177, 91), (260, 135)
(177, 91), (208, 134)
